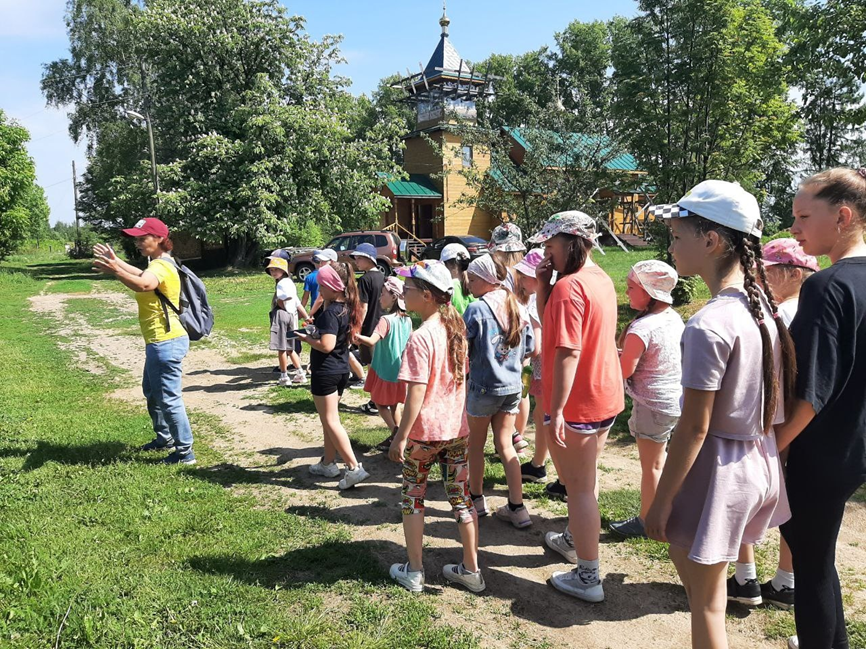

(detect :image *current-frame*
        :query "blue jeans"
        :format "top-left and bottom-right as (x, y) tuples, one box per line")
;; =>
(142, 336), (193, 454)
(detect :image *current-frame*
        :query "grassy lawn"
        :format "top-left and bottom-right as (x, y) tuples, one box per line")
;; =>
(0, 261), (476, 649)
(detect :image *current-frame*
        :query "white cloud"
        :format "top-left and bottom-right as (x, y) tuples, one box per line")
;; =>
(0, 0), (66, 39)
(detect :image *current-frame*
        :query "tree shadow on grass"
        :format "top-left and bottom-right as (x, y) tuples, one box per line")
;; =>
(188, 538), (685, 627)
(0, 440), (132, 471)
(187, 539), (395, 590)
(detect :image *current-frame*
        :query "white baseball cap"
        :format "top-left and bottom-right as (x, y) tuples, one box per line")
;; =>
(395, 260), (454, 296)
(649, 180), (763, 238)
(440, 243), (470, 263)
(313, 249), (338, 262)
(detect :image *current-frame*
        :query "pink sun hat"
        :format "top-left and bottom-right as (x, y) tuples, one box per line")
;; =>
(762, 238), (819, 273)
(514, 248), (545, 277)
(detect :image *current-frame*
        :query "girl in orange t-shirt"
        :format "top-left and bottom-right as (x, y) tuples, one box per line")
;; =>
(530, 211), (624, 604)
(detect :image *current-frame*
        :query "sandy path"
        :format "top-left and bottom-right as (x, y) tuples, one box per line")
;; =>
(29, 288), (866, 649)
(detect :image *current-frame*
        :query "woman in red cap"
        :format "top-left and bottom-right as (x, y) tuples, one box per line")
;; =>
(92, 218), (195, 465)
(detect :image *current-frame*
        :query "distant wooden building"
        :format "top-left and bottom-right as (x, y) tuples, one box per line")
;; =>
(379, 7), (655, 248)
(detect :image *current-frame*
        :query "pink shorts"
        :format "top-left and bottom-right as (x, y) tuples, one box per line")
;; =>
(666, 431), (790, 565)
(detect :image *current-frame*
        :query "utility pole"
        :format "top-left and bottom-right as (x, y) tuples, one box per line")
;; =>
(72, 160), (81, 254)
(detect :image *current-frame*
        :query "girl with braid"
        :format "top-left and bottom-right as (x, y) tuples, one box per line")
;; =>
(644, 181), (795, 649)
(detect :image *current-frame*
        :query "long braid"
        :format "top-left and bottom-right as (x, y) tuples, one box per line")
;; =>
(736, 237), (778, 432)
(752, 240), (797, 415)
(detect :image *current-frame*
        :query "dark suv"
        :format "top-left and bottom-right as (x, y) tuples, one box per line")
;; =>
(288, 231), (403, 280)
(422, 235), (488, 260)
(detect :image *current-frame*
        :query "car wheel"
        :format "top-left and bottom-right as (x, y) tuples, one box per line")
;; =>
(295, 263), (315, 281)
(376, 261), (391, 276)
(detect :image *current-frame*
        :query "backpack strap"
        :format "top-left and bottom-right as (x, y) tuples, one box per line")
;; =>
(151, 257), (182, 333)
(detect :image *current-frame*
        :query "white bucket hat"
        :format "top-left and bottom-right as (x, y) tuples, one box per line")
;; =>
(629, 259), (678, 305)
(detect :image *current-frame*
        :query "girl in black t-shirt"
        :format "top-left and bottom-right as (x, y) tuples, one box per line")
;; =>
(777, 167), (866, 649)
(296, 262), (370, 490)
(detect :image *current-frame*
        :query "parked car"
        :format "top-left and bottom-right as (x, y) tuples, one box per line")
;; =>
(287, 231), (403, 280)
(421, 235), (489, 260)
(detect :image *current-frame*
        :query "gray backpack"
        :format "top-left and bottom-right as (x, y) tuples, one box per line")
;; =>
(154, 258), (214, 341)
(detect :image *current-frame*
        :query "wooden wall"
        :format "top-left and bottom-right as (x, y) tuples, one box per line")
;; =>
(440, 132), (500, 238)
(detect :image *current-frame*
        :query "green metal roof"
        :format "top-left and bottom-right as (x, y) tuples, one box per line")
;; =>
(505, 127), (641, 172)
(379, 173), (442, 198)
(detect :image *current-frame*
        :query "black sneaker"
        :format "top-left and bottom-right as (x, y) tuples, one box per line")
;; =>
(376, 431), (396, 451)
(347, 377), (365, 390)
(545, 479), (568, 502)
(141, 439), (174, 452)
(761, 581), (795, 610)
(361, 401), (379, 415)
(609, 516), (648, 539)
(520, 460), (547, 483)
(727, 575), (762, 606)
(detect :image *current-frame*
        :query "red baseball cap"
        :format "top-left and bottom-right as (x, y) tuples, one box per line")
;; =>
(122, 218), (169, 238)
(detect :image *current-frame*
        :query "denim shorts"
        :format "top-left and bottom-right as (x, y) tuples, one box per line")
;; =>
(628, 401), (678, 443)
(466, 390), (522, 418)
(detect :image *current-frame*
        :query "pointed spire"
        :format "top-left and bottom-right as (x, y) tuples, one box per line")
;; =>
(439, 1), (450, 37)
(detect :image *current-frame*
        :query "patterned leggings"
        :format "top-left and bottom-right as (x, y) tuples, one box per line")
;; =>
(401, 436), (477, 524)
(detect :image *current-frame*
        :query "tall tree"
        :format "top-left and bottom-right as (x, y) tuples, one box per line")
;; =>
(0, 110), (49, 260)
(787, 0), (865, 172)
(610, 0), (800, 203)
(42, 0), (404, 265)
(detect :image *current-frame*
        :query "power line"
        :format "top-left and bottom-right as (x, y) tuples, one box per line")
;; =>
(41, 177), (74, 189)
(16, 96), (127, 124)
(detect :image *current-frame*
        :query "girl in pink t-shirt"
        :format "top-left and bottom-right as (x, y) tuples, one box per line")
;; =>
(387, 261), (483, 594)
(644, 181), (795, 649)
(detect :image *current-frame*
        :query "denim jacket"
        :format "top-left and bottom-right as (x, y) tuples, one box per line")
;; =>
(464, 300), (535, 396)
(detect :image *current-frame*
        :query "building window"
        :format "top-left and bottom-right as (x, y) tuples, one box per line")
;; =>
(462, 145), (473, 167)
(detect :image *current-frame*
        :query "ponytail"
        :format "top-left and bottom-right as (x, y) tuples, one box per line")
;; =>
(415, 278), (467, 384)
(334, 262), (363, 337)
(491, 257), (523, 348)
(736, 236), (794, 432)
(752, 240), (798, 417)
(444, 257), (471, 298)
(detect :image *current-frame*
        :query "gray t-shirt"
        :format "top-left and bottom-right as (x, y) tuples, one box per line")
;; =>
(681, 288), (784, 440)
(625, 308), (685, 416)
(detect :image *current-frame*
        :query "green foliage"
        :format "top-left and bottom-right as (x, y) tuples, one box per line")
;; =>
(610, 0), (801, 204)
(42, 0), (404, 266)
(0, 110), (50, 261)
(786, 0), (866, 172)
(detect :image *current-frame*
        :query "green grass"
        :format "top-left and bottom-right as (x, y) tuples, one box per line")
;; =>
(0, 262), (476, 648)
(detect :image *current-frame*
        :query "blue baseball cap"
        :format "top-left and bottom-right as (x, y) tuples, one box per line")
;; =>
(266, 249), (291, 261)
(350, 242), (378, 262)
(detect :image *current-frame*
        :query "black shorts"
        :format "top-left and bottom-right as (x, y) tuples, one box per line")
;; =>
(311, 372), (349, 397)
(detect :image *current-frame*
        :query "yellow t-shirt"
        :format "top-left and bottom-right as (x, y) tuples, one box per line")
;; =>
(135, 258), (186, 344)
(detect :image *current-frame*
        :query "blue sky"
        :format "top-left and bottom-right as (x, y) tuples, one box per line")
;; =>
(0, 0), (637, 225)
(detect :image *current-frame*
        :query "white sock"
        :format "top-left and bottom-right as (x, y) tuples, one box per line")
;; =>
(577, 557), (600, 584)
(771, 568), (795, 591)
(279, 372), (288, 380)
(735, 562), (757, 586)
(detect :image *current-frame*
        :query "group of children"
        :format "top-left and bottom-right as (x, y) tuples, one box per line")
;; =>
(261, 167), (866, 649)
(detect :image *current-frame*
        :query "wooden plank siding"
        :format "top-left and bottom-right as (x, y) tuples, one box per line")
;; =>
(440, 132), (500, 238)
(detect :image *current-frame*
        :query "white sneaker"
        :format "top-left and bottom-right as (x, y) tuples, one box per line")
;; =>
(544, 530), (578, 564)
(442, 563), (486, 593)
(291, 370), (306, 384)
(390, 562), (424, 592)
(338, 463), (370, 489)
(550, 568), (604, 603)
(787, 637), (799, 649)
(472, 494), (489, 517)
(308, 459), (340, 478)
(278, 376), (291, 387)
